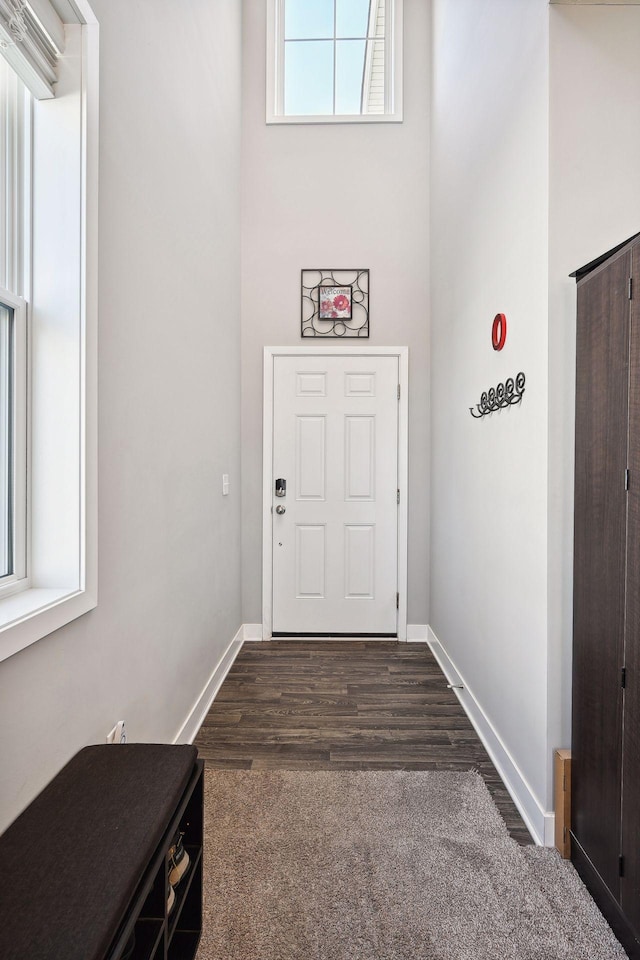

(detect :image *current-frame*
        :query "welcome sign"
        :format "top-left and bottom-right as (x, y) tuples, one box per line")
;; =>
(318, 285), (353, 320)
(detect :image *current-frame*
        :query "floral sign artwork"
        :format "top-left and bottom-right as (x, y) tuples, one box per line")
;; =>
(319, 285), (352, 320)
(301, 269), (369, 338)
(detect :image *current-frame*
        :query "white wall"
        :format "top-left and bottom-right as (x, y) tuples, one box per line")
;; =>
(240, 0), (431, 625)
(430, 0), (640, 841)
(0, 0), (243, 833)
(430, 0), (551, 830)
(547, 1), (640, 797)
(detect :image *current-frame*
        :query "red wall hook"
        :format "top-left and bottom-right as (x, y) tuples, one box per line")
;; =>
(492, 313), (507, 351)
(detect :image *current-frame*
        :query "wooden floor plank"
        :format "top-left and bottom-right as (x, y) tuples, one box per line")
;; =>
(194, 640), (532, 844)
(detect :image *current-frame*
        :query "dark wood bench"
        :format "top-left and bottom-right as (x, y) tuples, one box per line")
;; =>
(0, 743), (203, 960)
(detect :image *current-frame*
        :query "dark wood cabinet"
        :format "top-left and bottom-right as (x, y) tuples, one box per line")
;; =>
(572, 232), (640, 959)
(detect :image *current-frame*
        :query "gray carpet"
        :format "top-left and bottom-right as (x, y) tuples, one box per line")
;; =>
(197, 770), (627, 960)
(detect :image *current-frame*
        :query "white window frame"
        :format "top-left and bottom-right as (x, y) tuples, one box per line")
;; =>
(266, 0), (403, 125)
(0, 288), (27, 597)
(0, 2), (98, 662)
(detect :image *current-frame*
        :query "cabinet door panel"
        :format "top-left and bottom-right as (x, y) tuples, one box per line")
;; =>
(572, 249), (630, 900)
(622, 242), (640, 934)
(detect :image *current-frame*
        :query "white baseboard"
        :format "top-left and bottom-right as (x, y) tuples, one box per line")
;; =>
(174, 626), (244, 745)
(245, 623), (419, 642)
(427, 626), (554, 847)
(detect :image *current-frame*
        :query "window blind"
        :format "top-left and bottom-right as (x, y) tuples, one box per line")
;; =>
(0, 0), (64, 100)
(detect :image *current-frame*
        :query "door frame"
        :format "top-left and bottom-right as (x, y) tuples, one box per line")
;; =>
(262, 345), (409, 641)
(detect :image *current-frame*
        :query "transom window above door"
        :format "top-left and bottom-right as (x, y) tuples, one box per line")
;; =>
(266, 0), (403, 124)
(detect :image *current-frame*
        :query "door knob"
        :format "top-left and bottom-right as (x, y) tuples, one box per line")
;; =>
(275, 504), (286, 515)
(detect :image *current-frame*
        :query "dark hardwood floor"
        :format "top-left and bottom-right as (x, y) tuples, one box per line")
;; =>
(195, 640), (532, 844)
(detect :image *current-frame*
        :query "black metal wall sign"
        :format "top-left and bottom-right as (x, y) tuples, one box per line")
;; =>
(469, 372), (525, 419)
(301, 268), (369, 338)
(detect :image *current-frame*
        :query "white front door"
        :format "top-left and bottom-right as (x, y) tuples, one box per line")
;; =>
(271, 355), (399, 635)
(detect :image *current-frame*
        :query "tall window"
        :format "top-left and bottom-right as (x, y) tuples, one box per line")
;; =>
(267, 0), (403, 123)
(0, 56), (29, 597)
(0, 1), (98, 663)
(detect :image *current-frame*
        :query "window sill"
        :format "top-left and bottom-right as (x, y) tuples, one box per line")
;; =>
(0, 587), (96, 662)
(266, 112), (403, 125)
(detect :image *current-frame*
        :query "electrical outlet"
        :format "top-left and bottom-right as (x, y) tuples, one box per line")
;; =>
(106, 720), (126, 744)
(222, 473), (230, 496)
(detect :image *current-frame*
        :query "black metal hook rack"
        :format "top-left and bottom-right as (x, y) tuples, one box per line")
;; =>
(469, 372), (526, 419)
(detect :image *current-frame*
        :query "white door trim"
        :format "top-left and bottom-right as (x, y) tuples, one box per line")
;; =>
(262, 346), (409, 641)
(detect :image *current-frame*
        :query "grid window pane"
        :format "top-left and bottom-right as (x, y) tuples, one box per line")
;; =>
(336, 40), (367, 115)
(284, 0), (334, 40)
(279, 0), (393, 119)
(0, 304), (13, 579)
(284, 40), (334, 116)
(0, 57), (29, 297)
(336, 0), (371, 39)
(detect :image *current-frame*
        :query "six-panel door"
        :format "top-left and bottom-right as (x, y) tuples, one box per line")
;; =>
(272, 355), (399, 635)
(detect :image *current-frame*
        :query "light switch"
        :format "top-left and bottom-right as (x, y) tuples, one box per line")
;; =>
(222, 474), (230, 496)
